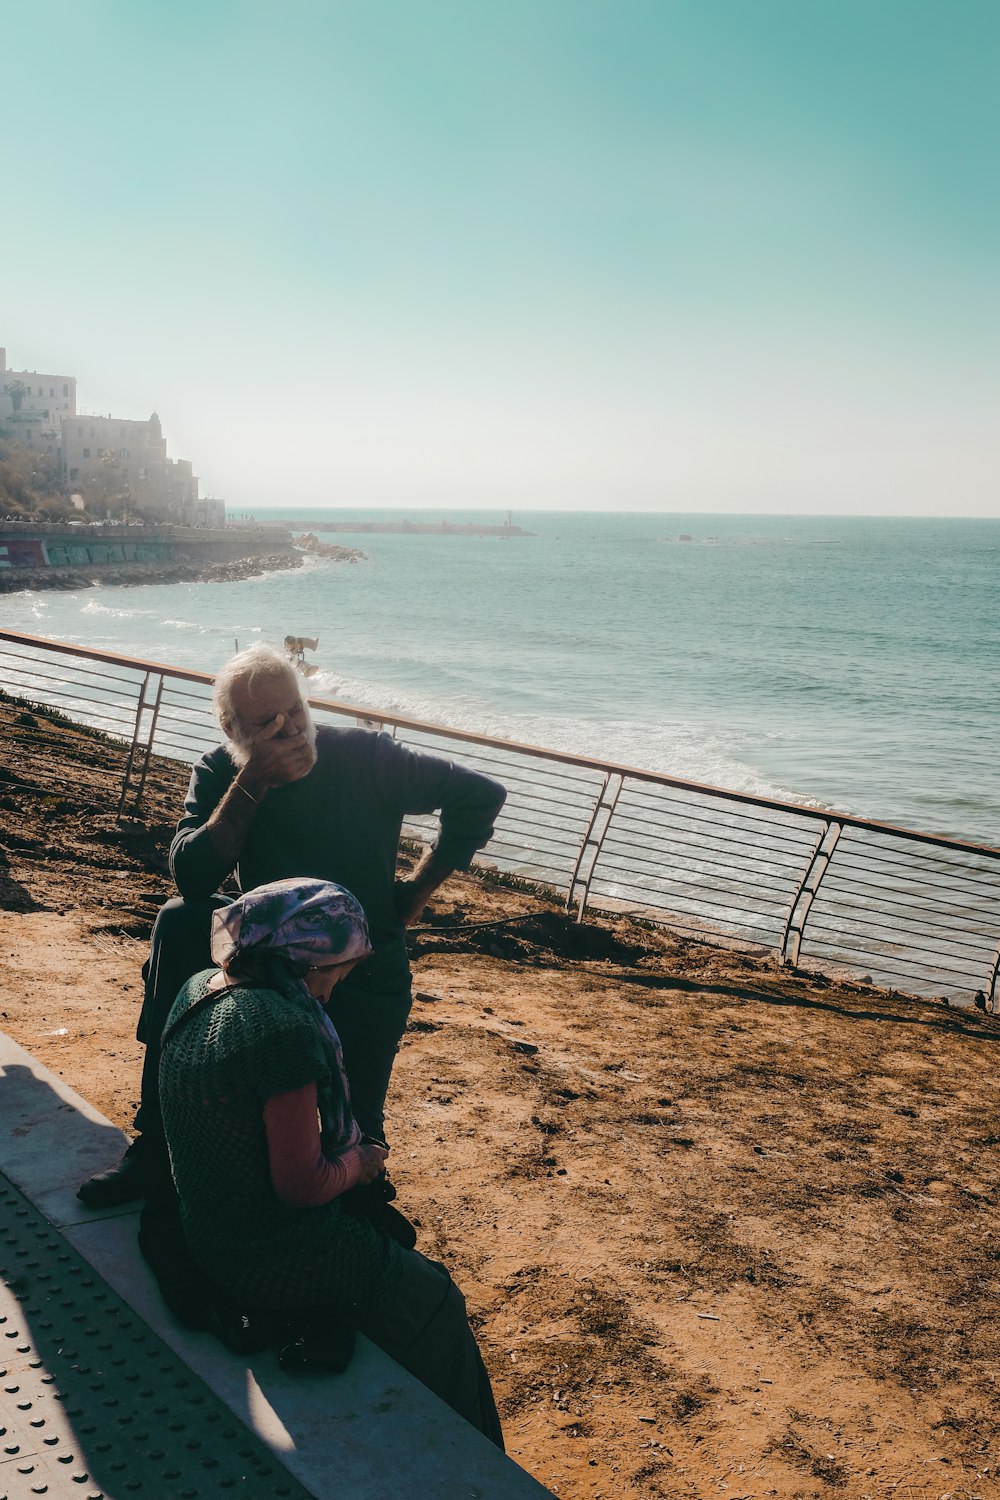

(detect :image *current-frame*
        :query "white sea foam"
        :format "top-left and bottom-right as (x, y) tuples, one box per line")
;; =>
(308, 668), (802, 808)
(82, 599), (141, 620)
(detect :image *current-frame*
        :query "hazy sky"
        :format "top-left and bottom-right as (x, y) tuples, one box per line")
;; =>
(3, 2), (997, 515)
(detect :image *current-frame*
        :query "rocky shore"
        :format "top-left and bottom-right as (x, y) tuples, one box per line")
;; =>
(1, 695), (997, 1499)
(293, 531), (367, 562)
(0, 550), (303, 593)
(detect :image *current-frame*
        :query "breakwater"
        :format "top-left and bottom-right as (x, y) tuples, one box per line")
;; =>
(282, 517), (534, 537)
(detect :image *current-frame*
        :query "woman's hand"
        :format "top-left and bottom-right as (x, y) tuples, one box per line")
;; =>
(355, 1143), (389, 1185)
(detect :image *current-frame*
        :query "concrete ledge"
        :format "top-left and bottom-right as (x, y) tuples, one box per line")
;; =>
(0, 1031), (551, 1499)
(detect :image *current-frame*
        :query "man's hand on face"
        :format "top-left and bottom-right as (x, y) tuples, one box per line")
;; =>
(243, 713), (316, 791)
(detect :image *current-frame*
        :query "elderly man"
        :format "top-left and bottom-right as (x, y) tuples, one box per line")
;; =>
(79, 644), (506, 1207)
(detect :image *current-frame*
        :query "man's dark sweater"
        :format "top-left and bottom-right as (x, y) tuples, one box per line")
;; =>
(170, 724), (507, 989)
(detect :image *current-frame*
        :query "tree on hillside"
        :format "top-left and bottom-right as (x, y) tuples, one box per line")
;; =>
(5, 379), (30, 414)
(78, 449), (133, 520)
(0, 435), (71, 519)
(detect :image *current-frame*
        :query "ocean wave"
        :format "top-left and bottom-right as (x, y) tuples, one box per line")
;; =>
(82, 599), (147, 620)
(307, 670), (803, 807)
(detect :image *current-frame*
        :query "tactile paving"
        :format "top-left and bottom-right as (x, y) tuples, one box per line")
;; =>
(0, 1173), (312, 1500)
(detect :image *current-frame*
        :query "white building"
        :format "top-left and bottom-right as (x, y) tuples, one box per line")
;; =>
(2, 345), (219, 522)
(0, 346), (77, 460)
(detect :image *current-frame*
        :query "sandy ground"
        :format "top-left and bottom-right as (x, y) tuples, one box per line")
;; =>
(1, 692), (999, 1500)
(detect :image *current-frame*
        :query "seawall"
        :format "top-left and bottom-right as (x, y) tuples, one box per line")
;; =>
(0, 521), (299, 591)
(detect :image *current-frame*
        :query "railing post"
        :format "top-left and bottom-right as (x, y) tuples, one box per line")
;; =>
(780, 820), (842, 967)
(117, 671), (153, 816)
(117, 670), (166, 816)
(566, 774), (622, 923)
(133, 674), (166, 809)
(986, 941), (1000, 1013)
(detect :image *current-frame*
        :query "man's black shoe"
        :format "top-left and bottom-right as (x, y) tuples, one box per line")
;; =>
(77, 1138), (153, 1208)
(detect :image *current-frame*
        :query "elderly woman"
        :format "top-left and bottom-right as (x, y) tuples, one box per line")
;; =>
(158, 876), (502, 1447)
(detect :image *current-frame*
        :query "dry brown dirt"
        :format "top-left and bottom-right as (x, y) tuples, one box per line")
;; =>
(1, 693), (998, 1500)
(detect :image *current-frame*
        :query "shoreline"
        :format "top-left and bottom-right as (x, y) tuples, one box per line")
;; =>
(0, 551), (303, 592)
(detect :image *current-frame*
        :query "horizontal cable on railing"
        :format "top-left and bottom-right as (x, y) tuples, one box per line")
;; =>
(396, 735), (602, 792)
(487, 840), (581, 867)
(609, 797), (816, 852)
(149, 706), (215, 730)
(597, 864), (793, 911)
(487, 791), (590, 822)
(796, 933), (969, 970)
(826, 867), (1000, 914)
(596, 909), (781, 943)
(803, 908), (988, 954)
(149, 735), (218, 755)
(801, 936), (981, 978)
(597, 838), (796, 889)
(803, 917), (986, 967)
(825, 873), (997, 914)
(150, 697), (205, 716)
(804, 919), (990, 965)
(1, 673), (133, 708)
(620, 783), (817, 839)
(488, 863), (571, 886)
(587, 875), (787, 924)
(809, 896), (996, 949)
(496, 801), (587, 828)
(800, 944), (976, 988)
(831, 840), (999, 887)
(594, 886), (789, 926)
(807, 927), (989, 969)
(500, 780), (593, 816)
(818, 869), (995, 923)
(157, 684), (209, 703)
(600, 823), (808, 876)
(813, 884), (998, 938)
(492, 789), (593, 821)
(619, 798), (814, 849)
(490, 835), (581, 863)
(607, 803), (814, 857)
(2, 665), (136, 700)
(1, 667), (143, 703)
(833, 841), (1000, 889)
(156, 708), (214, 730)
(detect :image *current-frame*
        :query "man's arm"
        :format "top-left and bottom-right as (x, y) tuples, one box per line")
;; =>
(169, 752), (239, 899)
(170, 714), (317, 898)
(394, 849), (462, 926)
(379, 737), (507, 924)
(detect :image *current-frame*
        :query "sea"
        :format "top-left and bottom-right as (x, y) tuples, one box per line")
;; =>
(3, 510), (998, 849)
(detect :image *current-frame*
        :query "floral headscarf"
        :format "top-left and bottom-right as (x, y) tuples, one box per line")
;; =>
(211, 878), (372, 973)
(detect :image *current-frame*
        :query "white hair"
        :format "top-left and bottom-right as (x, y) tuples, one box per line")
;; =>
(212, 644), (298, 737)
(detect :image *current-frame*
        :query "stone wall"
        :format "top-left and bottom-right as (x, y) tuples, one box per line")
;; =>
(0, 523), (298, 591)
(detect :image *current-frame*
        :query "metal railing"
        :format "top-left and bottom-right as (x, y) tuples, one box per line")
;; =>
(2, 626), (998, 1007)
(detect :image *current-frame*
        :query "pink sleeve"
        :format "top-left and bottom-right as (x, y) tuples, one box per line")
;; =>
(262, 1083), (367, 1207)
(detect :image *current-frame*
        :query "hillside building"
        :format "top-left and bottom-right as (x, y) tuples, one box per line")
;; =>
(0, 346), (77, 462)
(61, 411), (204, 521)
(1, 345), (221, 523)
